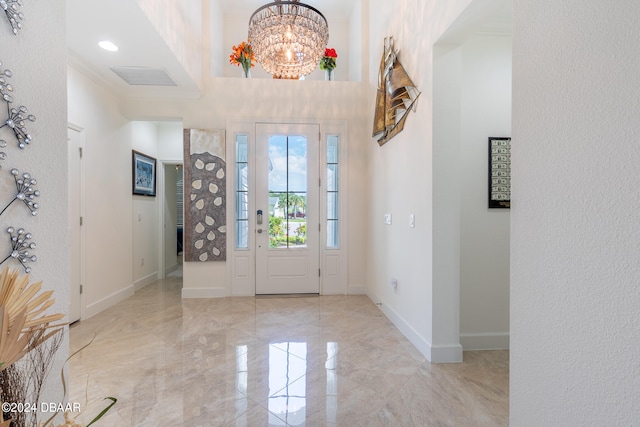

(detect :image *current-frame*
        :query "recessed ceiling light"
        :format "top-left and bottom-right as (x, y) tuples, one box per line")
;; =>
(98, 40), (119, 52)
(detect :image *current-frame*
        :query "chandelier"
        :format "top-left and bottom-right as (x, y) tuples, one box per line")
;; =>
(248, 0), (329, 79)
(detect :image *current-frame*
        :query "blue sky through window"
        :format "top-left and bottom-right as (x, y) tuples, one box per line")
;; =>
(268, 135), (307, 193)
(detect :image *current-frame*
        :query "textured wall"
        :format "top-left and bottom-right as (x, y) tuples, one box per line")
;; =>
(511, 0), (640, 424)
(1, 0), (69, 415)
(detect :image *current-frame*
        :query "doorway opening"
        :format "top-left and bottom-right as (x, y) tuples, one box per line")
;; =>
(432, 0), (512, 352)
(161, 162), (184, 279)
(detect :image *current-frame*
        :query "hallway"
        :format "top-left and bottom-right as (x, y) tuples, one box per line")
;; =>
(69, 277), (508, 426)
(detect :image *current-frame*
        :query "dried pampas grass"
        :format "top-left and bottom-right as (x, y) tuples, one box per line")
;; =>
(0, 267), (64, 372)
(0, 267), (65, 426)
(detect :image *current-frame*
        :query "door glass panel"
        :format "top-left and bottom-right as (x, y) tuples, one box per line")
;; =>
(326, 136), (339, 248)
(235, 134), (249, 249)
(326, 164), (338, 191)
(268, 135), (307, 248)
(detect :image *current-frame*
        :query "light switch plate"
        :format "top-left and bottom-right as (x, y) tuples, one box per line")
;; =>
(409, 214), (415, 228)
(384, 214), (392, 225)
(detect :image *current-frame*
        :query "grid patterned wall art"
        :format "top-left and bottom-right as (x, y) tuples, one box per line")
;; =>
(183, 128), (227, 261)
(488, 137), (511, 209)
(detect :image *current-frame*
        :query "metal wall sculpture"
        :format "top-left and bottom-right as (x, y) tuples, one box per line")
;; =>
(2, 0), (25, 35)
(372, 37), (421, 146)
(0, 56), (39, 273)
(183, 128), (227, 262)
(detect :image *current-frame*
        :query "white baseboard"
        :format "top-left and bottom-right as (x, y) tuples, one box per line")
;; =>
(348, 284), (367, 295)
(165, 263), (179, 276)
(230, 291), (254, 297)
(366, 288), (463, 363)
(85, 285), (135, 319)
(431, 344), (464, 363)
(134, 271), (158, 291)
(182, 287), (226, 298)
(460, 332), (510, 350)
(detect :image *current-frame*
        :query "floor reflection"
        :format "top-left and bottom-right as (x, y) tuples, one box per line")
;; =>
(235, 345), (248, 425)
(237, 341), (338, 426)
(268, 342), (307, 425)
(325, 342), (338, 424)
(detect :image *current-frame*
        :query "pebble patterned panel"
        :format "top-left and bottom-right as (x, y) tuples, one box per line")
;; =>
(183, 129), (226, 262)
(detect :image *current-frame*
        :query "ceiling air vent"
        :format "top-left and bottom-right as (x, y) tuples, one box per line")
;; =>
(110, 66), (177, 86)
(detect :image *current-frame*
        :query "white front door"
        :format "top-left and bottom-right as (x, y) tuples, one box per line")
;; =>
(255, 123), (320, 294)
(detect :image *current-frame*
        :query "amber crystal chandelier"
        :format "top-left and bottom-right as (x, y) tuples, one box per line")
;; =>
(248, 0), (329, 79)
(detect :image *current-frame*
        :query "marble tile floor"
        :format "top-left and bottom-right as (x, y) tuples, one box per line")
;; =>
(69, 276), (508, 426)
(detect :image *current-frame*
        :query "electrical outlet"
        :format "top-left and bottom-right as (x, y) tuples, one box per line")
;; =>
(409, 214), (415, 228)
(141, 257), (144, 266)
(391, 278), (398, 289)
(384, 213), (392, 225)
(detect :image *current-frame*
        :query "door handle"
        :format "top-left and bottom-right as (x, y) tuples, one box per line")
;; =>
(257, 229), (264, 234)
(257, 209), (263, 225)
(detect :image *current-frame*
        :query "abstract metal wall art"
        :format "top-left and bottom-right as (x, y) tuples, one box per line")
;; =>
(0, 57), (38, 272)
(2, 226), (36, 273)
(1, 0), (25, 35)
(2, 104), (35, 148)
(0, 168), (39, 216)
(0, 62), (35, 150)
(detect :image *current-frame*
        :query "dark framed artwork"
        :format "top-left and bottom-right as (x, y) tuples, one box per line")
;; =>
(488, 137), (511, 208)
(132, 150), (156, 196)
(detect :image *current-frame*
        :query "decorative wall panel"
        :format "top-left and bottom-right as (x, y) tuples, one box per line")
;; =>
(183, 129), (226, 261)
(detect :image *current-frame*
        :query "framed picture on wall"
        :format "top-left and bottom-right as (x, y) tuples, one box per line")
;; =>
(132, 150), (156, 196)
(488, 137), (511, 208)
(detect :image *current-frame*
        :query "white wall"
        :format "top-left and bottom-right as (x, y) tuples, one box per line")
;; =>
(365, 0), (474, 362)
(2, 0), (69, 414)
(511, 0), (640, 424)
(208, 0), (224, 78)
(68, 66), (135, 317)
(137, 0), (203, 85)
(459, 35), (511, 349)
(348, 0), (365, 82)
(157, 122), (184, 161)
(131, 121), (160, 289)
(433, 44), (463, 358)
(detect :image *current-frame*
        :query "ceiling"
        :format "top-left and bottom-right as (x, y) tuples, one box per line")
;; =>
(66, 0), (357, 99)
(218, 0), (356, 17)
(67, 0), (510, 99)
